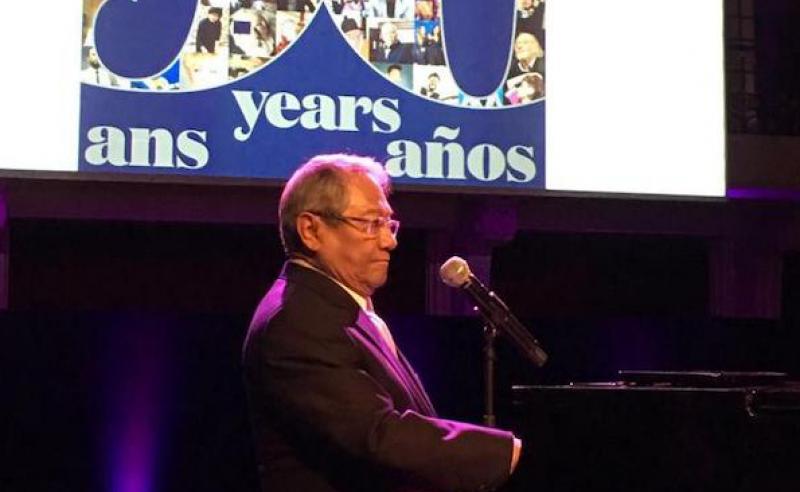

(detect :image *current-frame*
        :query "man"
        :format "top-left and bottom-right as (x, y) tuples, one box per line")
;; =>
(196, 7), (223, 53)
(81, 47), (119, 86)
(386, 64), (405, 85)
(420, 72), (440, 99)
(243, 154), (522, 492)
(506, 31), (544, 80)
(371, 21), (412, 63)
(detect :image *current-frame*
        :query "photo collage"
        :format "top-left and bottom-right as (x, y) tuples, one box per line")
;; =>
(81, 0), (544, 105)
(331, 0), (545, 106)
(81, 0), (320, 91)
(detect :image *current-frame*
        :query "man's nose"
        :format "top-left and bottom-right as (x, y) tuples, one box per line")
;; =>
(379, 226), (398, 250)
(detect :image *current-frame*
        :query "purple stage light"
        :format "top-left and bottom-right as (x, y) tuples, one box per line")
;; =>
(100, 318), (171, 492)
(728, 187), (800, 202)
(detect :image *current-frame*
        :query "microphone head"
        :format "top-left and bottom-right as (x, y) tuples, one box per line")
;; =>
(439, 256), (471, 288)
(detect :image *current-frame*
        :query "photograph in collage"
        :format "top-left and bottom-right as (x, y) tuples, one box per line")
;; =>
(505, 0), (545, 104)
(277, 0), (318, 12)
(181, 4), (230, 89)
(82, 0), (183, 90)
(368, 18), (414, 64)
(414, 0), (438, 21)
(365, 0), (414, 20)
(82, 0), (121, 87)
(375, 62), (412, 90)
(412, 20), (444, 65)
(229, 4), (276, 80)
(413, 65), (458, 104)
(81, 46), (121, 87)
(335, 15), (369, 59)
(330, 0), (366, 18)
(275, 11), (305, 55)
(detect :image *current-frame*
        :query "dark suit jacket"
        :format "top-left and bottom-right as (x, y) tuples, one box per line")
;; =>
(243, 262), (514, 492)
(372, 42), (413, 64)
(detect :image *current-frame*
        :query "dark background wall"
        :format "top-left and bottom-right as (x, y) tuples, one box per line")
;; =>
(4, 217), (800, 491)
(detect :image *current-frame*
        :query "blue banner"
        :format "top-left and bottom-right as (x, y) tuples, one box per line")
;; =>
(79, 0), (546, 189)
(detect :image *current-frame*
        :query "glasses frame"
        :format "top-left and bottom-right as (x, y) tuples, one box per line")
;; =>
(307, 211), (400, 237)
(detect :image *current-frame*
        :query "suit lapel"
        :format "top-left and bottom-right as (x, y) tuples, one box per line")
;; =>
(354, 311), (437, 417)
(286, 261), (438, 417)
(396, 350), (437, 417)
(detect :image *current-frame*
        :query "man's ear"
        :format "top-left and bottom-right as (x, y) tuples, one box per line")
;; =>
(296, 213), (322, 252)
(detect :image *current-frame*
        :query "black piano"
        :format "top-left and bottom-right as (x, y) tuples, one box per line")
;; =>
(504, 372), (800, 491)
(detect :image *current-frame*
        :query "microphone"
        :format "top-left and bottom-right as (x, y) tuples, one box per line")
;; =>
(439, 256), (548, 367)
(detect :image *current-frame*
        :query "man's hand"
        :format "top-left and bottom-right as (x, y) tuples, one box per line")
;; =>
(510, 437), (522, 474)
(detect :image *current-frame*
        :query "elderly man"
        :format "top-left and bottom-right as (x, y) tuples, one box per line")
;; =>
(243, 154), (521, 492)
(371, 21), (413, 63)
(506, 31), (545, 80)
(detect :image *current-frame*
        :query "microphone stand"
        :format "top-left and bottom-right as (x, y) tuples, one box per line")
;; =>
(483, 323), (498, 427)
(470, 289), (547, 427)
(441, 257), (547, 428)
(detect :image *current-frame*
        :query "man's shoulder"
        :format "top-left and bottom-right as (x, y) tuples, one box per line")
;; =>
(247, 265), (359, 339)
(242, 267), (361, 366)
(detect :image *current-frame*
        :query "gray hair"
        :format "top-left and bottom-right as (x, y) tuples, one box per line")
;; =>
(279, 154), (391, 255)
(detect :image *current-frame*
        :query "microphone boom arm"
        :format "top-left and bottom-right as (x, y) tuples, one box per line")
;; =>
(464, 275), (548, 367)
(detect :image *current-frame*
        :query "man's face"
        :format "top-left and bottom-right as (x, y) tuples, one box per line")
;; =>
(208, 12), (220, 23)
(315, 174), (397, 296)
(380, 23), (398, 45)
(518, 0), (533, 10)
(387, 68), (402, 83)
(345, 28), (364, 51)
(427, 75), (439, 90)
(514, 33), (539, 63)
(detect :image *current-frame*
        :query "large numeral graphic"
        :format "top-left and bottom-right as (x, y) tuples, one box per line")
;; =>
(439, 0), (516, 97)
(86, 0), (322, 90)
(94, 0), (197, 79)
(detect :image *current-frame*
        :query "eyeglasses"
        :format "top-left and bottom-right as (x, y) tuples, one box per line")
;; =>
(308, 211), (400, 237)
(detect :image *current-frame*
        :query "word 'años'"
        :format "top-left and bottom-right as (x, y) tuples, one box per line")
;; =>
(386, 126), (536, 183)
